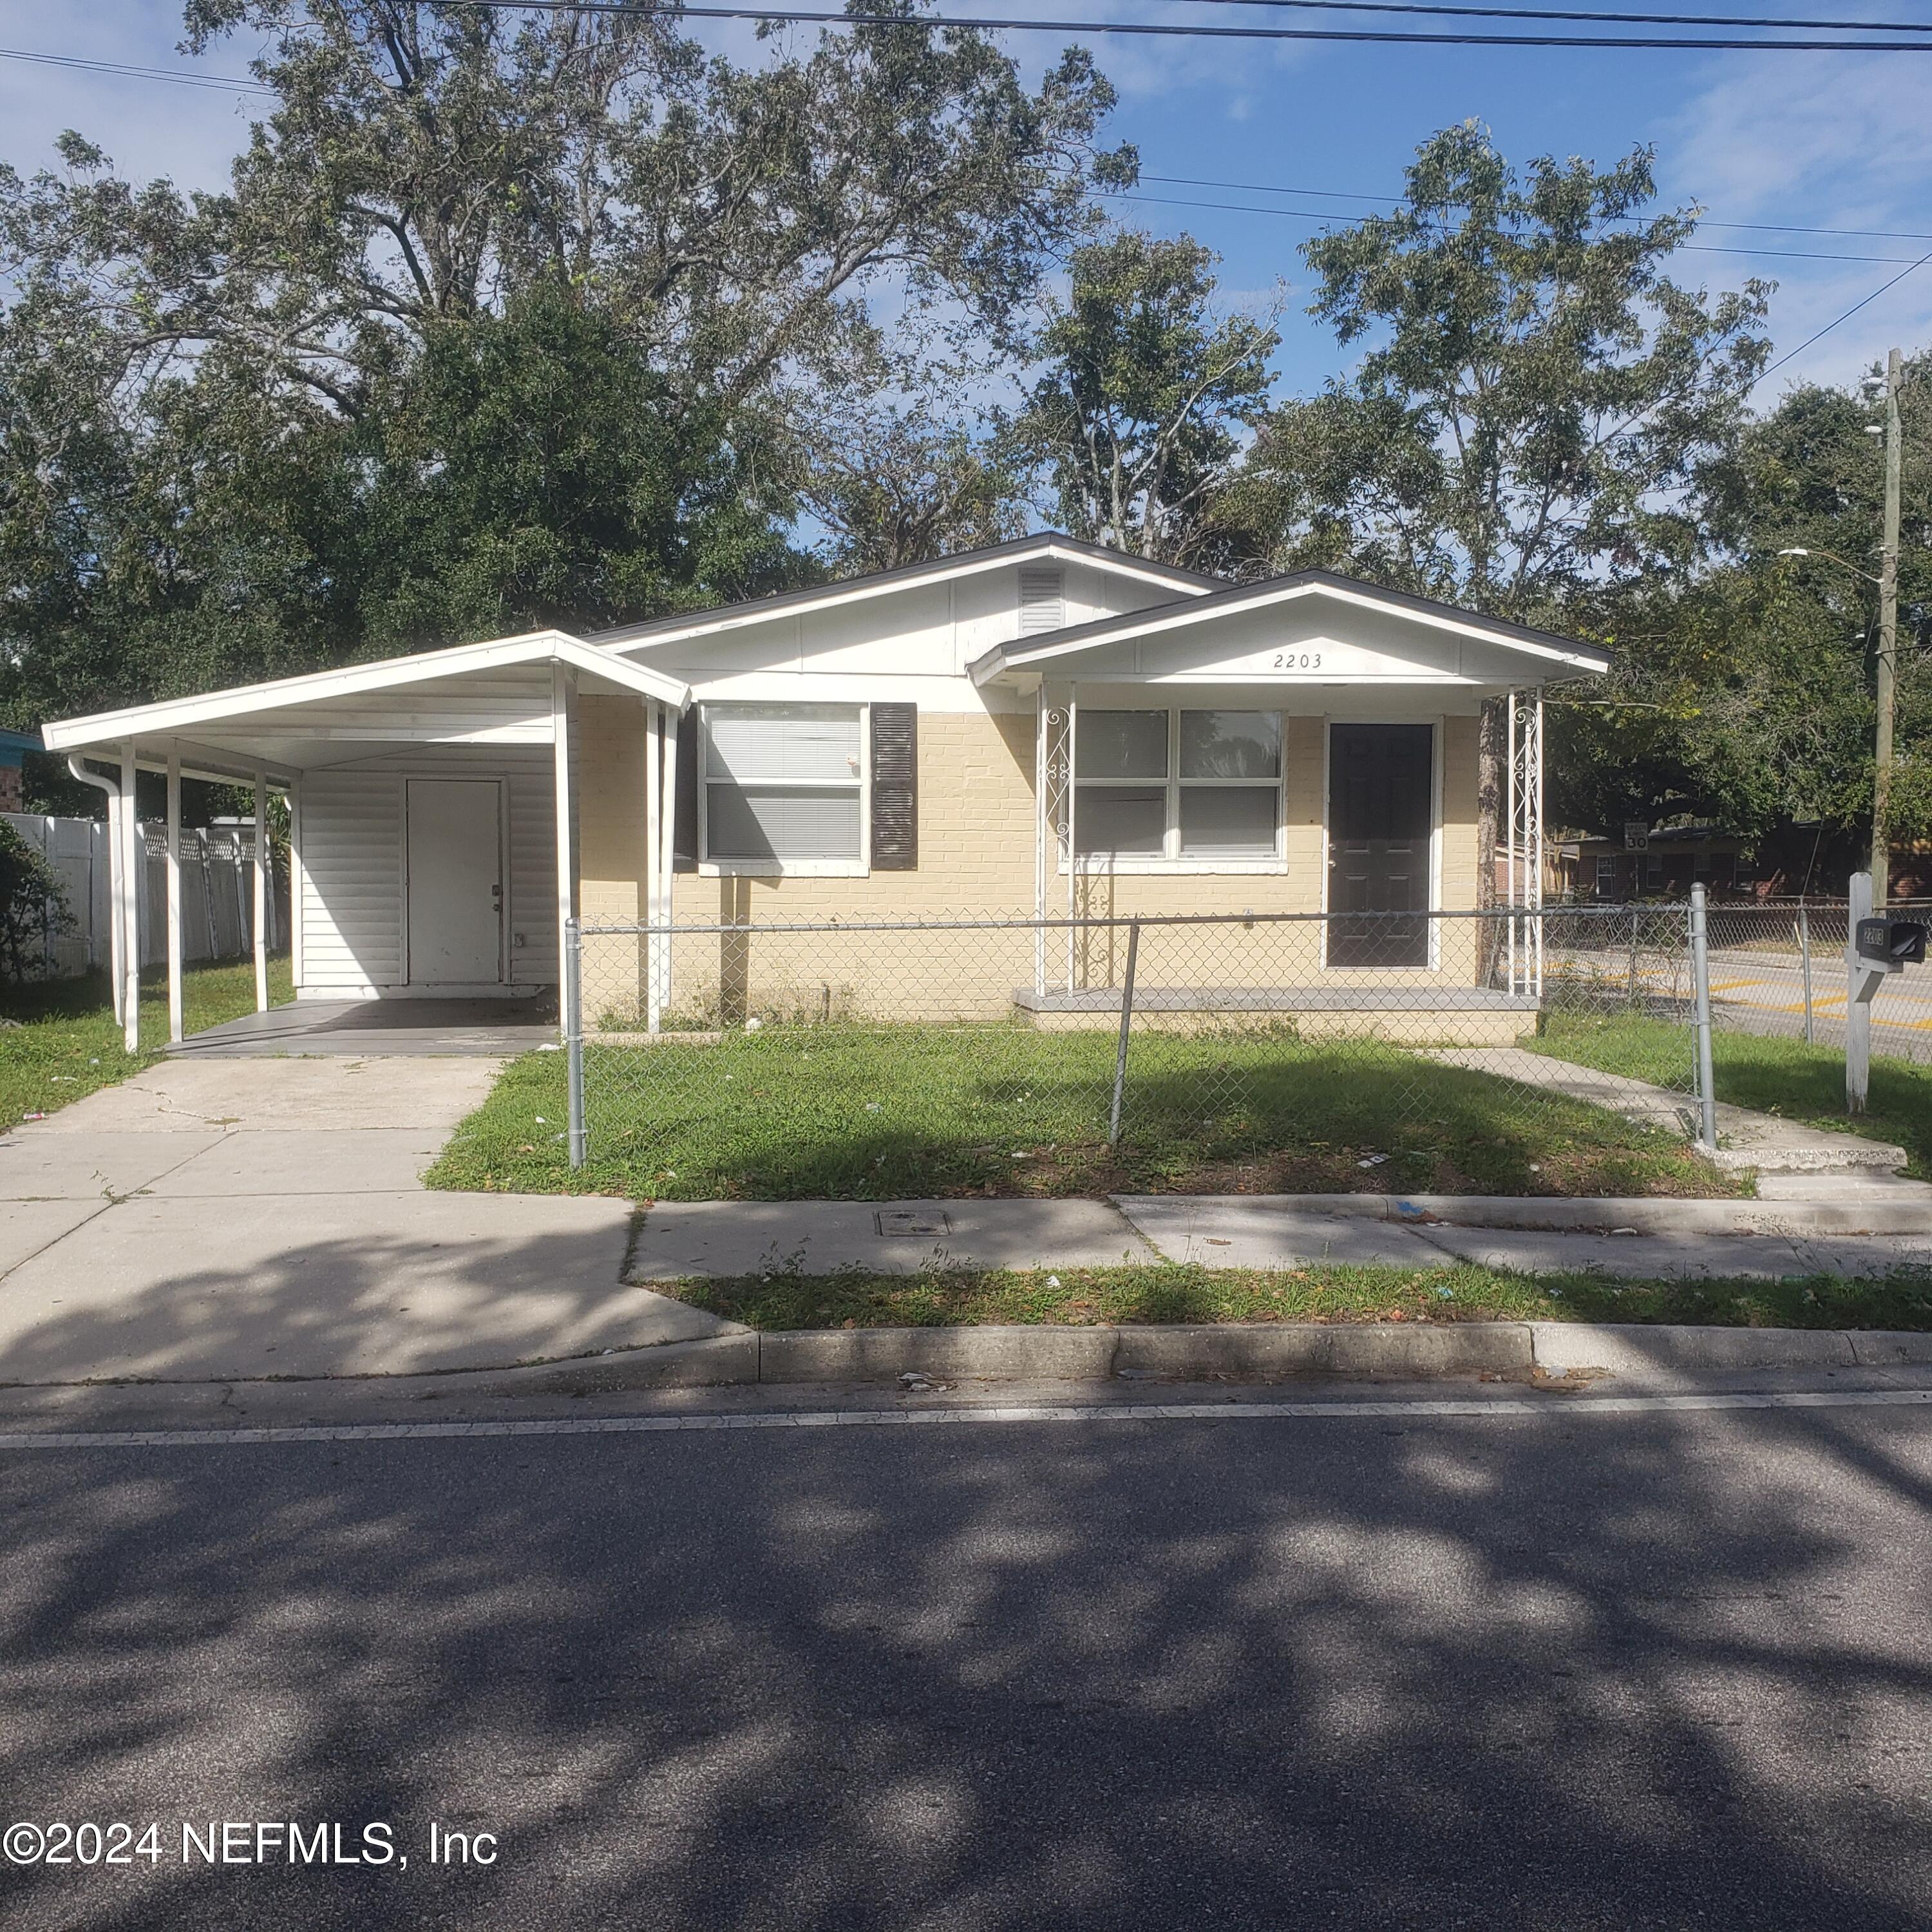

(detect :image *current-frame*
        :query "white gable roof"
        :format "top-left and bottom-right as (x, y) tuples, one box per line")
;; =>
(970, 571), (1612, 687)
(43, 631), (689, 781)
(592, 534), (1218, 659)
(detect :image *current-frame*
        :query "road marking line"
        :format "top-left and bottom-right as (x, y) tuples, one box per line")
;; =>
(0, 1387), (1928, 1452)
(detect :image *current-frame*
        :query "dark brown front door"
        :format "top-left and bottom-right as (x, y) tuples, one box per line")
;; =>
(1329, 723), (1433, 967)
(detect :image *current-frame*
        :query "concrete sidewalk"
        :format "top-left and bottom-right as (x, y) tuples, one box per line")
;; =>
(628, 1192), (1932, 1282)
(0, 1059), (729, 1385)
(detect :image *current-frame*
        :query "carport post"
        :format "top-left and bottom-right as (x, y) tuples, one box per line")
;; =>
(252, 766), (269, 1012)
(119, 739), (140, 1055)
(166, 749), (184, 1045)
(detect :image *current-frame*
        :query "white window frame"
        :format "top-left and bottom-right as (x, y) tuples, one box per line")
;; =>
(697, 701), (871, 878)
(1069, 706), (1287, 875)
(1595, 855), (1618, 898)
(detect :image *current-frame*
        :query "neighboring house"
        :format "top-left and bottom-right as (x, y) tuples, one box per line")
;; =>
(41, 534), (1609, 1048)
(1574, 827), (1755, 901)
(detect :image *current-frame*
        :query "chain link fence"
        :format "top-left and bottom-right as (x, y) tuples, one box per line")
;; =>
(564, 903), (1728, 1200)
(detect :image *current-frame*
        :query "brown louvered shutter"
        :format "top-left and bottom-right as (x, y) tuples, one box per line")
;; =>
(674, 708), (699, 872)
(869, 703), (918, 871)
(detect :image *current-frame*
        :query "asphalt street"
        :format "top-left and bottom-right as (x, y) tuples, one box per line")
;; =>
(1, 1386), (1930, 1931)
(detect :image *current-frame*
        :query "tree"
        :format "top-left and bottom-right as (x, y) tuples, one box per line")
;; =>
(1007, 229), (1278, 569)
(0, 2), (1133, 726)
(1234, 122), (1771, 881)
(801, 385), (1026, 572)
(1548, 355), (1932, 863)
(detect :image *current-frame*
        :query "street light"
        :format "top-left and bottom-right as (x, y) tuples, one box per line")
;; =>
(1777, 545), (1880, 585)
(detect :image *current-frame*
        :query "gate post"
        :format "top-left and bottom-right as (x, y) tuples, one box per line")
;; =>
(1690, 884), (1718, 1151)
(566, 918), (587, 1169)
(1107, 918), (1141, 1148)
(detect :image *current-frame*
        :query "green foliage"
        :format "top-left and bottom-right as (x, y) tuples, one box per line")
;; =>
(0, 821), (68, 985)
(0, 1), (1129, 726)
(1005, 229), (1278, 568)
(1235, 122), (1770, 623)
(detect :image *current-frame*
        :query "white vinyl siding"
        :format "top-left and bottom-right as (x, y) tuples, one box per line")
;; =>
(699, 703), (866, 874)
(298, 748), (556, 996)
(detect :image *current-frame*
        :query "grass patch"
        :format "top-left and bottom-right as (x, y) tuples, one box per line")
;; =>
(1535, 1010), (1932, 1177)
(0, 956), (294, 1131)
(668, 1262), (1932, 1332)
(426, 1023), (1741, 1202)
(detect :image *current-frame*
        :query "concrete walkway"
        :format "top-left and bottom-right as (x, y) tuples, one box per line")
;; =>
(1427, 1045), (1909, 1173)
(628, 1192), (1932, 1282)
(0, 1059), (728, 1385)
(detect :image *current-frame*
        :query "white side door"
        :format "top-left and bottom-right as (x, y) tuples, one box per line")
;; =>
(406, 779), (504, 985)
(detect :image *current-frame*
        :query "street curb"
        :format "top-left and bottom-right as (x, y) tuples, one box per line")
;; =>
(1112, 1193), (1932, 1236)
(459, 1320), (1932, 1394)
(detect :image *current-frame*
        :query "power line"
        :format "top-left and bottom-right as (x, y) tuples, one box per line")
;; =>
(1169, 0), (1932, 30)
(1758, 249), (1932, 380)
(1109, 191), (1929, 263)
(1141, 173), (1932, 245)
(0, 46), (272, 92)
(444, 0), (1932, 48)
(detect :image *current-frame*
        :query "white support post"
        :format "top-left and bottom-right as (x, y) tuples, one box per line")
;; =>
(644, 697), (663, 1033)
(1065, 685), (1078, 993)
(1033, 683), (1047, 999)
(104, 786), (126, 1028)
(119, 740), (140, 1054)
(289, 773), (305, 992)
(1530, 693), (1546, 998)
(553, 665), (576, 1043)
(252, 766), (269, 1012)
(166, 750), (184, 1045)
(658, 700), (678, 1026)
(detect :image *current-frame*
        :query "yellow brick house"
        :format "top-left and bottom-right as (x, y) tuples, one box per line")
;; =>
(42, 534), (1607, 1053)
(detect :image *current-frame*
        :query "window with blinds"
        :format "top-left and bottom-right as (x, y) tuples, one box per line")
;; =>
(1074, 708), (1283, 865)
(701, 703), (864, 866)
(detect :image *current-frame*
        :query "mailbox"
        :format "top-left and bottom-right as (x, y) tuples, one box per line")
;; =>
(1855, 917), (1928, 971)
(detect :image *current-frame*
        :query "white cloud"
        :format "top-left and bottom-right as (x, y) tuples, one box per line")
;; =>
(1660, 50), (1932, 395)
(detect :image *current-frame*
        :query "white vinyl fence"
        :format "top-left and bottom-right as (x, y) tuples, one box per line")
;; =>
(4, 814), (283, 980)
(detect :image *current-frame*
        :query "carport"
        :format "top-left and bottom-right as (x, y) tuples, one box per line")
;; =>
(41, 632), (689, 1056)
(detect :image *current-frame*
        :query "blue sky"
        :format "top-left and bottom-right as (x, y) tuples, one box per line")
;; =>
(4, 0), (1928, 408)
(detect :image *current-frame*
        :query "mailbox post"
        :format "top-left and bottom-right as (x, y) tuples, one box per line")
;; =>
(1845, 869), (1929, 1113)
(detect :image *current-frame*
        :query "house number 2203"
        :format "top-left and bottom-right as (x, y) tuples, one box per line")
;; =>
(1271, 652), (1322, 669)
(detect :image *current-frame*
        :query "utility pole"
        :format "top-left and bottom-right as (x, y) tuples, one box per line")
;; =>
(1872, 346), (1903, 905)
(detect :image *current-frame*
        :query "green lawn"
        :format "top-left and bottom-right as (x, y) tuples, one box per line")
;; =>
(1533, 1010), (1932, 1177)
(668, 1261), (1932, 1332)
(425, 1022), (1741, 1202)
(0, 956), (294, 1130)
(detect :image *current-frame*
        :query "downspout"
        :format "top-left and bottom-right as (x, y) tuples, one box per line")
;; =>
(66, 754), (125, 1025)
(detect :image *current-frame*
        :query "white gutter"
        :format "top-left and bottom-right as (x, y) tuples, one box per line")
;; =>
(66, 755), (126, 1027)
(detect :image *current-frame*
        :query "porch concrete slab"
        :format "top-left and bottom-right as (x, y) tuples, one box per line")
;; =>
(1411, 1225), (1814, 1280)
(15, 1056), (504, 1136)
(0, 1199), (109, 1276)
(0, 1131), (226, 1200)
(1114, 1197), (1435, 1269)
(171, 998), (557, 1058)
(0, 1192), (728, 1383)
(140, 1129), (452, 1197)
(627, 1198), (1157, 1282)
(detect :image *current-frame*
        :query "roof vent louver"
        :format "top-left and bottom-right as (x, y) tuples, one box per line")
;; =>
(1017, 564), (1065, 636)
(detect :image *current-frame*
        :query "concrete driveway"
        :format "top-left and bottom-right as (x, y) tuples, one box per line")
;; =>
(0, 1057), (726, 1385)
